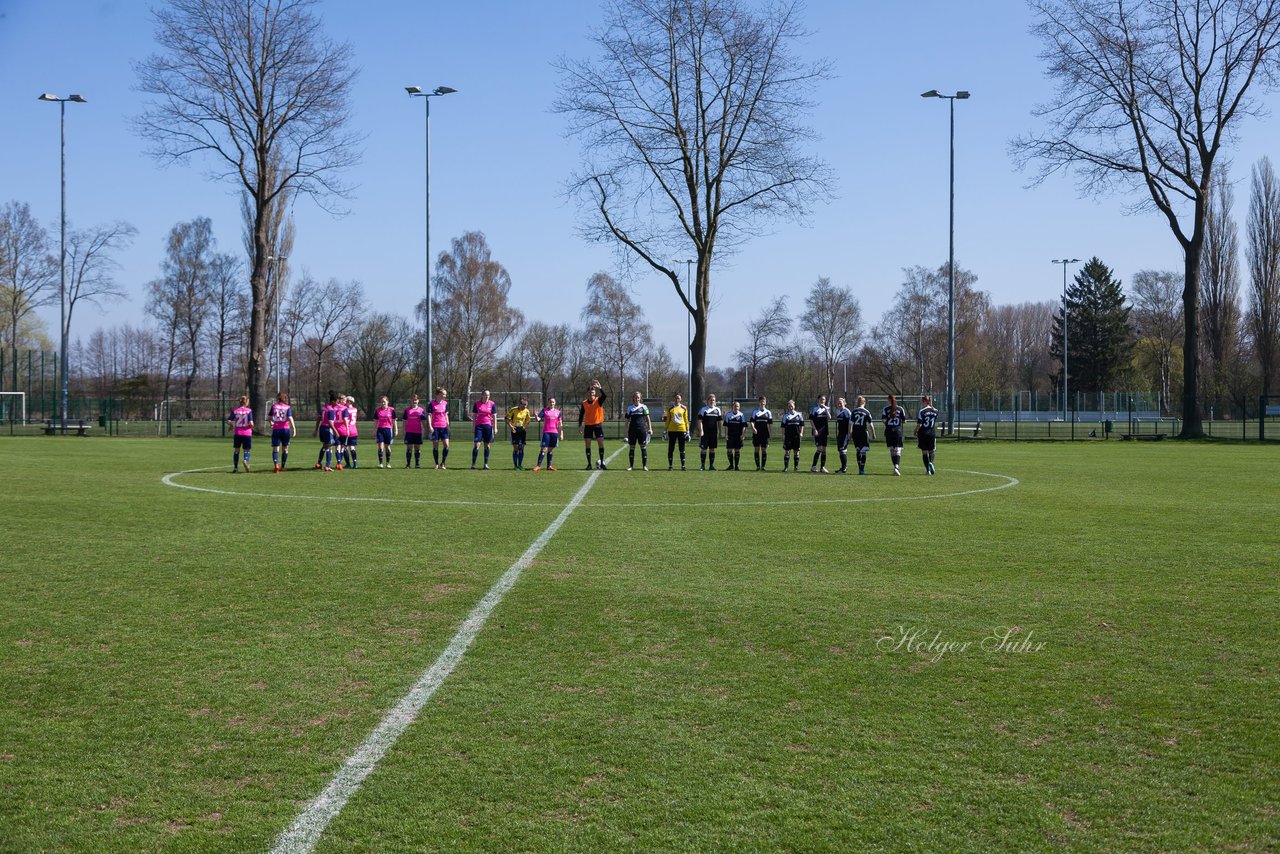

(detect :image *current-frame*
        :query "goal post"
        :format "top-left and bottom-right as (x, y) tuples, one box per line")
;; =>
(0, 391), (27, 424)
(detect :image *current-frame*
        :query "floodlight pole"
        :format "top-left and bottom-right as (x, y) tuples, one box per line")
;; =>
(1052, 259), (1080, 421)
(39, 93), (86, 432)
(921, 89), (969, 436)
(407, 85), (456, 396)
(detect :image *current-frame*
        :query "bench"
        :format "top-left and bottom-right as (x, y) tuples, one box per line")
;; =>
(948, 421), (982, 437)
(1120, 432), (1166, 441)
(43, 419), (93, 437)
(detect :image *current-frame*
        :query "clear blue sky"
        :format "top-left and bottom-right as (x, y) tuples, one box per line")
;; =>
(2, 0), (1276, 367)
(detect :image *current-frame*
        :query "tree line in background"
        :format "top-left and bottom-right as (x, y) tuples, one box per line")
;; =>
(3, 188), (1277, 425)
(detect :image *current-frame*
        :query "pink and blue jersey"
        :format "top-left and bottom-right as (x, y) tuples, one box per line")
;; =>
(473, 400), (497, 426)
(229, 406), (253, 436)
(270, 403), (292, 430)
(334, 404), (350, 437)
(428, 400), (450, 429)
(539, 407), (563, 434)
(345, 405), (359, 437)
(403, 405), (425, 433)
(376, 407), (396, 430)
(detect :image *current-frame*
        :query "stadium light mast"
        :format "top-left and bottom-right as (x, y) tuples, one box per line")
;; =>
(406, 85), (457, 396)
(1052, 258), (1081, 421)
(38, 92), (87, 433)
(674, 259), (695, 404)
(921, 88), (969, 436)
(268, 254), (288, 394)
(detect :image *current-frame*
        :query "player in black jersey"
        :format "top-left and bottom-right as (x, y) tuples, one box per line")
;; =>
(780, 400), (805, 472)
(624, 391), (653, 471)
(723, 401), (747, 470)
(915, 395), (939, 475)
(808, 394), (832, 473)
(697, 394), (723, 471)
(850, 395), (876, 474)
(882, 393), (907, 476)
(833, 397), (853, 473)
(750, 396), (773, 470)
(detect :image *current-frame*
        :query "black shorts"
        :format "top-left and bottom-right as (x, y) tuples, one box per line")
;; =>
(783, 434), (801, 451)
(583, 424), (604, 440)
(752, 432), (770, 447)
(233, 435), (252, 450)
(852, 429), (870, 452)
(511, 428), (527, 445)
(812, 428), (829, 448)
(836, 430), (851, 452)
(404, 431), (423, 446)
(627, 428), (649, 446)
(726, 433), (744, 450)
(917, 433), (937, 451)
(885, 428), (904, 448)
(700, 433), (718, 449)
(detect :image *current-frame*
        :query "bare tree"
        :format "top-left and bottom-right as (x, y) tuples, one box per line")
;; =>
(146, 219), (215, 410)
(424, 232), (524, 407)
(344, 313), (413, 412)
(1248, 157), (1280, 398)
(136, 0), (360, 425)
(206, 252), (245, 403)
(557, 0), (832, 408)
(880, 267), (942, 394)
(1200, 176), (1243, 408)
(519, 321), (571, 402)
(1131, 270), (1185, 413)
(299, 276), (364, 405)
(582, 271), (650, 415)
(0, 201), (57, 365)
(1015, 0), (1280, 436)
(732, 296), (791, 396)
(65, 222), (136, 367)
(800, 277), (863, 399)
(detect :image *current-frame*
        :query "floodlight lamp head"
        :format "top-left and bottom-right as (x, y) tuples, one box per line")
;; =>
(956, 91), (971, 99)
(405, 86), (424, 95)
(920, 89), (940, 98)
(68, 94), (87, 103)
(434, 86), (457, 96)
(38, 93), (59, 101)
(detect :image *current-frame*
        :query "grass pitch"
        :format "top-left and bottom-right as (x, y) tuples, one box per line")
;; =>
(0, 437), (1276, 852)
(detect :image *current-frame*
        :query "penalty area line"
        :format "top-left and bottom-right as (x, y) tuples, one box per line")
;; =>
(269, 447), (621, 854)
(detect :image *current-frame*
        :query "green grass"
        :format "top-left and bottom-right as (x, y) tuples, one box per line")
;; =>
(0, 437), (1276, 851)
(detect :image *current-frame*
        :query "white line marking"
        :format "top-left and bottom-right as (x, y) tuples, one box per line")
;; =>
(162, 467), (1018, 508)
(268, 449), (620, 854)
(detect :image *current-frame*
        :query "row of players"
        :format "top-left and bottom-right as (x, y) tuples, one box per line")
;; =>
(224, 384), (940, 476)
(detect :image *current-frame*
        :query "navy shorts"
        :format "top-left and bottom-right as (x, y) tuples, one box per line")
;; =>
(432, 427), (450, 442)
(511, 428), (527, 446)
(319, 426), (335, 445)
(271, 428), (291, 447)
(233, 435), (252, 450)
(345, 435), (358, 446)
(583, 424), (604, 440)
(405, 431), (423, 446)
(885, 428), (904, 449)
(540, 432), (560, 449)
(474, 424), (495, 444)
(377, 427), (394, 445)
(334, 432), (349, 447)
(917, 433), (937, 451)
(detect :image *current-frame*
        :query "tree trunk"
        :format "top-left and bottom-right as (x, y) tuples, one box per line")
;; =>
(690, 261), (710, 408)
(1179, 238), (1205, 438)
(247, 207), (270, 433)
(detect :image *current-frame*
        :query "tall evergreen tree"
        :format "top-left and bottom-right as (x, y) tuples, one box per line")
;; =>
(1050, 257), (1133, 396)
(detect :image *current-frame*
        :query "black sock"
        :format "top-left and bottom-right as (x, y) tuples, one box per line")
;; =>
(318, 448), (325, 464)
(442, 447), (449, 465)
(414, 449), (421, 465)
(761, 450), (768, 468)
(709, 451), (715, 467)
(484, 447), (490, 465)
(923, 452), (930, 467)
(820, 452), (826, 469)
(700, 450), (707, 468)
(282, 450), (288, 467)
(813, 451), (820, 468)
(629, 447), (635, 466)
(839, 450), (847, 469)
(641, 448), (648, 466)
(232, 452), (238, 469)
(586, 447), (593, 466)
(472, 447), (479, 466)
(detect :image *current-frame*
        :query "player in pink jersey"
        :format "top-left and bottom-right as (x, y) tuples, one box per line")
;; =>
(402, 394), (426, 468)
(342, 395), (361, 469)
(314, 390), (340, 471)
(332, 395), (351, 470)
(374, 396), (397, 468)
(471, 389), (498, 470)
(427, 387), (451, 469)
(532, 397), (564, 471)
(226, 395), (254, 473)
(268, 392), (296, 473)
